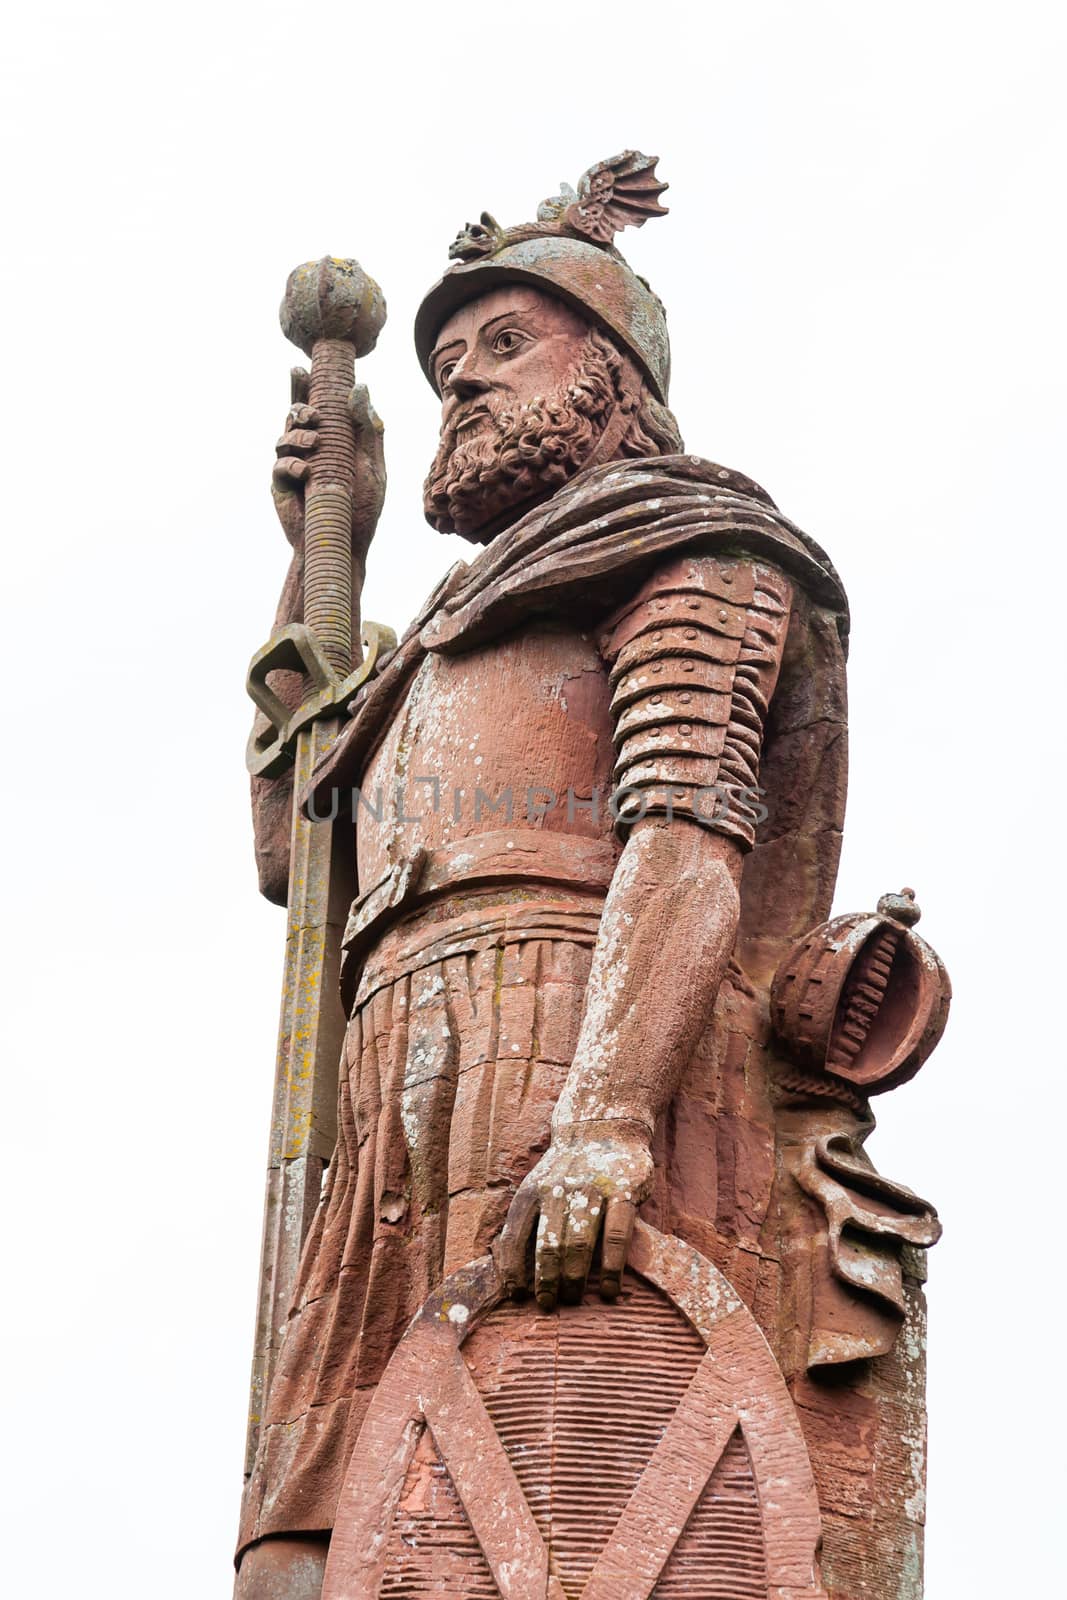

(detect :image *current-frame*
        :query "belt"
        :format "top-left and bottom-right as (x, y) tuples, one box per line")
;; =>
(340, 828), (617, 1010)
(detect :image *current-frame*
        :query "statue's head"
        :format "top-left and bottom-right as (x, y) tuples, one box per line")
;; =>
(418, 152), (684, 542)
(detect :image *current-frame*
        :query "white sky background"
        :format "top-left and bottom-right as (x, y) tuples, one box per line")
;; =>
(2, 1), (1064, 1593)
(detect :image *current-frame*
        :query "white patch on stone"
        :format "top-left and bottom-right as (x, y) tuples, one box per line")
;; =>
(400, 1092), (421, 1149)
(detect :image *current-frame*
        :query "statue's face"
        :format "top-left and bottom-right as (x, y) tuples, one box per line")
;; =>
(424, 285), (617, 541)
(430, 285), (591, 426)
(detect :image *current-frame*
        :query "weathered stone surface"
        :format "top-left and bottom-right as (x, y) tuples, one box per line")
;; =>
(236, 152), (950, 1599)
(317, 1228), (826, 1600)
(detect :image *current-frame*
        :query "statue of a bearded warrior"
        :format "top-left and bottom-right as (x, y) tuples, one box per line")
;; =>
(236, 154), (950, 1600)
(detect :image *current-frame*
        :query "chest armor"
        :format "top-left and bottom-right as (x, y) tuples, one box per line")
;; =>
(356, 621), (617, 894)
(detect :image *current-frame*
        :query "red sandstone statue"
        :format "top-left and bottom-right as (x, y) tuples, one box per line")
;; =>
(236, 154), (950, 1600)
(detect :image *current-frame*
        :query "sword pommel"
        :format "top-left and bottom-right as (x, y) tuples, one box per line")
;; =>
(280, 257), (386, 358)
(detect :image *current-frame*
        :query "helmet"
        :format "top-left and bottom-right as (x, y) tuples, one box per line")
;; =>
(414, 152), (672, 404)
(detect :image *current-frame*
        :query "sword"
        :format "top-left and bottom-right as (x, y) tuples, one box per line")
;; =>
(241, 257), (392, 1476)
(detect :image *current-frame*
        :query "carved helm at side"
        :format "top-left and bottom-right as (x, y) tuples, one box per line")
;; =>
(771, 887), (952, 1096)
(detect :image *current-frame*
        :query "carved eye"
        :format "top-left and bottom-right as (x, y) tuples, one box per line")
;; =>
(437, 361), (456, 391)
(492, 329), (528, 357)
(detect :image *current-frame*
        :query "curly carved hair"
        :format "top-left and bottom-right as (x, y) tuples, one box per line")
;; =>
(589, 327), (684, 457)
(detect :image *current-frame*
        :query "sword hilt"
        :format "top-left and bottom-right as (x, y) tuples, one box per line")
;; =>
(280, 258), (387, 683)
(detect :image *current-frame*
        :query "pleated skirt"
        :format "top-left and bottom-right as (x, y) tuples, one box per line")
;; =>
(240, 892), (602, 1552)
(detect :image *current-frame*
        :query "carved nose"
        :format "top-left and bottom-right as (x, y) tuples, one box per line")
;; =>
(449, 367), (490, 400)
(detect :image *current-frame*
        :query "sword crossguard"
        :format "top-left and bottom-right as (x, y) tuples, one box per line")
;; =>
(246, 618), (397, 778)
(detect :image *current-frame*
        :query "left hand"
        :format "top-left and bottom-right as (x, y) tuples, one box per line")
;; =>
(496, 1120), (653, 1310)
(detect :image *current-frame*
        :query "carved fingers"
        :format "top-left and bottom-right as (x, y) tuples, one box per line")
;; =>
(533, 1186), (567, 1309)
(272, 390), (320, 548)
(270, 376), (385, 554)
(560, 1185), (605, 1305)
(276, 403), (322, 467)
(599, 1194), (637, 1300)
(496, 1181), (540, 1300)
(347, 382), (382, 437)
(500, 1172), (599, 1311)
(496, 1124), (652, 1312)
(534, 1182), (608, 1310)
(348, 383), (387, 555)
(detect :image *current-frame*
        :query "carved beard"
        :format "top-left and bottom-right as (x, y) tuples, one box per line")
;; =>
(423, 335), (616, 541)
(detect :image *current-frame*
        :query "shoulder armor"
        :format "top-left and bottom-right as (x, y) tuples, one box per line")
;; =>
(598, 554), (796, 846)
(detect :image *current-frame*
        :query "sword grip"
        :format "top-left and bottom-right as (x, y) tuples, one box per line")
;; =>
(304, 337), (357, 682)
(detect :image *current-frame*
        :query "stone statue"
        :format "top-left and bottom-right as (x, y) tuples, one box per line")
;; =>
(236, 153), (951, 1600)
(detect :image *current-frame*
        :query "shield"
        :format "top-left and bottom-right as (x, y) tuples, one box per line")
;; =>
(322, 1222), (826, 1600)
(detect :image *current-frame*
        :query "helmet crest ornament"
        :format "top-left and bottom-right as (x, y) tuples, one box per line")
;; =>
(448, 152), (669, 261)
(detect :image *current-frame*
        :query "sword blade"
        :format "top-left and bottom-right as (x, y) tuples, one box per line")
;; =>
(243, 714), (354, 1476)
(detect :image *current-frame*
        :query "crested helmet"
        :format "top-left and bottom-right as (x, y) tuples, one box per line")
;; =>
(414, 151), (672, 403)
